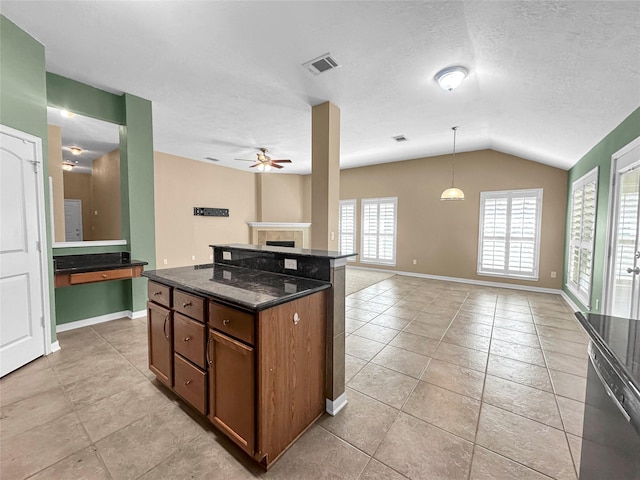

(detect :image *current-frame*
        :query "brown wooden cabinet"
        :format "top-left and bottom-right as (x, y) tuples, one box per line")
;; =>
(147, 301), (173, 388)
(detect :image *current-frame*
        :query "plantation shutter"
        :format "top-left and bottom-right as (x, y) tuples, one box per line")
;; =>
(361, 197), (397, 265)
(338, 200), (356, 258)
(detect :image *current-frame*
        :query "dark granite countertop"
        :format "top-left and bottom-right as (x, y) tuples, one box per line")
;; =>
(575, 312), (640, 395)
(54, 252), (148, 274)
(212, 243), (356, 260)
(142, 263), (331, 312)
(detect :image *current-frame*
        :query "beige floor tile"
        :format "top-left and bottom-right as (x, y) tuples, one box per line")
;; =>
(494, 310), (533, 323)
(395, 299), (430, 310)
(95, 402), (207, 480)
(383, 306), (420, 321)
(470, 446), (554, 479)
(0, 364), (61, 407)
(370, 296), (401, 307)
(389, 332), (439, 356)
(45, 339), (115, 368)
(345, 354), (368, 383)
(402, 321), (448, 340)
(492, 317), (537, 334)
(264, 425), (369, 479)
(432, 342), (488, 372)
(482, 375), (562, 428)
(319, 388), (399, 455)
(533, 316), (580, 331)
(0, 385), (73, 439)
(447, 320), (493, 338)
(91, 317), (140, 335)
(371, 345), (431, 378)
(490, 340), (546, 367)
(539, 336), (588, 359)
(545, 351), (588, 377)
(476, 403), (576, 480)
(491, 327), (540, 348)
(53, 349), (130, 386)
(28, 446), (110, 480)
(97, 321), (147, 345)
(549, 369), (587, 402)
(359, 459), (408, 480)
(459, 304), (495, 316)
(412, 312), (453, 327)
(567, 434), (582, 473)
(556, 396), (585, 437)
(369, 313), (412, 330)
(345, 308), (380, 322)
(420, 358), (485, 400)
(374, 412), (474, 480)
(487, 355), (553, 392)
(63, 363), (147, 409)
(353, 323), (400, 343)
(0, 412), (91, 480)
(346, 298), (365, 309)
(77, 380), (176, 442)
(453, 312), (495, 326)
(345, 335), (386, 361)
(494, 303), (531, 314)
(403, 382), (481, 441)
(346, 317), (367, 334)
(536, 325), (588, 344)
(139, 432), (257, 480)
(0, 355), (49, 380)
(442, 330), (491, 352)
(358, 302), (392, 314)
(347, 364), (418, 409)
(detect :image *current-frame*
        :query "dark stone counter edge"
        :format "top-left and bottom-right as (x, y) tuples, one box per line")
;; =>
(212, 243), (357, 260)
(142, 271), (332, 313)
(575, 312), (640, 395)
(54, 260), (148, 274)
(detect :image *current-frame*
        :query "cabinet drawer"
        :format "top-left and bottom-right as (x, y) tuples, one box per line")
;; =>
(209, 302), (254, 345)
(174, 354), (207, 415)
(148, 281), (171, 308)
(174, 312), (206, 369)
(70, 268), (132, 285)
(174, 290), (205, 322)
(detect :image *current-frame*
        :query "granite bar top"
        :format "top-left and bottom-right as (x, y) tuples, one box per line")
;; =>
(142, 263), (331, 312)
(212, 244), (356, 260)
(575, 312), (640, 395)
(54, 252), (148, 274)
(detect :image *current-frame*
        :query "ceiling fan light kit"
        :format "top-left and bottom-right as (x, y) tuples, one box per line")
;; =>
(236, 147), (292, 172)
(441, 126), (465, 201)
(435, 66), (468, 92)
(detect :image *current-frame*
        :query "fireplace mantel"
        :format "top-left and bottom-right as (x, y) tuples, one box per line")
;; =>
(247, 222), (311, 248)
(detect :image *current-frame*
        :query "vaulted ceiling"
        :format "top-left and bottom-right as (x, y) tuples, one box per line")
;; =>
(2, 1), (639, 174)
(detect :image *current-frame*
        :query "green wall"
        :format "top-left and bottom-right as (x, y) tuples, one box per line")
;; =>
(48, 75), (156, 324)
(0, 16), (57, 341)
(563, 107), (640, 312)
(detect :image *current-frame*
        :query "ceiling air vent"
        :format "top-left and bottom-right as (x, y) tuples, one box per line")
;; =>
(392, 135), (408, 142)
(303, 53), (340, 76)
(205, 156), (220, 162)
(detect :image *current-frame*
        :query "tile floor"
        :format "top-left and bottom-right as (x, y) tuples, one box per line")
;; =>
(0, 274), (589, 479)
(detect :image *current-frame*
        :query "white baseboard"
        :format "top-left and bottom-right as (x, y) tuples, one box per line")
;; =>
(560, 291), (581, 313)
(348, 265), (564, 296)
(50, 341), (60, 353)
(325, 392), (348, 416)
(56, 309), (143, 333)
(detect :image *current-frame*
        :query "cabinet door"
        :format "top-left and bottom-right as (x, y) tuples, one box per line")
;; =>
(208, 328), (255, 455)
(147, 301), (173, 387)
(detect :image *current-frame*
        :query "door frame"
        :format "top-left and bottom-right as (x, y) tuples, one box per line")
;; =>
(64, 198), (83, 241)
(1, 124), (53, 355)
(602, 135), (640, 316)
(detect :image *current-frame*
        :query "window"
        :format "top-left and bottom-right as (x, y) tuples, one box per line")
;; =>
(567, 168), (598, 305)
(478, 189), (543, 280)
(338, 199), (356, 259)
(361, 197), (397, 265)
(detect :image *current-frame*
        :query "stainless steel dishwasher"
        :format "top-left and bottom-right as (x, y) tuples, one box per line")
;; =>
(576, 313), (640, 480)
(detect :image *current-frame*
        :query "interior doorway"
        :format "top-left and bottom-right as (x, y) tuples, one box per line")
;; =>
(64, 198), (83, 241)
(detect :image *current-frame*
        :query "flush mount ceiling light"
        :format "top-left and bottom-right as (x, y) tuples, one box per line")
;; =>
(440, 126), (465, 201)
(62, 162), (74, 171)
(434, 66), (468, 92)
(60, 109), (76, 119)
(70, 147), (82, 156)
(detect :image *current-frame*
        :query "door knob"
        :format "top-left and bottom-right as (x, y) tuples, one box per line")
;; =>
(626, 267), (640, 275)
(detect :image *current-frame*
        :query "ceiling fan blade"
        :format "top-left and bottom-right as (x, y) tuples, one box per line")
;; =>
(234, 158), (256, 162)
(270, 159), (292, 163)
(271, 163), (284, 169)
(249, 163), (262, 168)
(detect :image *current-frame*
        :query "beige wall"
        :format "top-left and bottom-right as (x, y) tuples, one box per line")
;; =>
(47, 125), (65, 242)
(63, 171), (92, 240)
(340, 149), (568, 289)
(91, 149), (121, 240)
(259, 174), (306, 222)
(154, 152), (257, 267)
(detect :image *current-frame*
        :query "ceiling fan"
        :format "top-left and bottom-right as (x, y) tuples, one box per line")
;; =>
(235, 148), (292, 171)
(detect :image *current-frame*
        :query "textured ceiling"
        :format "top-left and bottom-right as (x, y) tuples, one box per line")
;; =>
(2, 1), (639, 174)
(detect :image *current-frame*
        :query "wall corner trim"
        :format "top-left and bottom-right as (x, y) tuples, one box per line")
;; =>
(325, 392), (347, 416)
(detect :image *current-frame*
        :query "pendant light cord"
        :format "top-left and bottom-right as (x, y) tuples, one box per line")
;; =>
(451, 126), (458, 187)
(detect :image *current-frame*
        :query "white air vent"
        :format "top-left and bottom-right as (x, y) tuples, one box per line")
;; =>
(392, 135), (408, 142)
(302, 53), (340, 76)
(205, 156), (220, 162)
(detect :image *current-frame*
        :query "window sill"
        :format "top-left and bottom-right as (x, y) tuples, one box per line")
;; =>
(361, 259), (396, 267)
(477, 271), (539, 282)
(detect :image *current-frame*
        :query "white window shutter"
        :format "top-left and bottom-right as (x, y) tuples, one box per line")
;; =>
(361, 197), (397, 265)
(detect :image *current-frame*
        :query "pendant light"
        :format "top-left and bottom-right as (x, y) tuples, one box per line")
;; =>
(440, 126), (465, 201)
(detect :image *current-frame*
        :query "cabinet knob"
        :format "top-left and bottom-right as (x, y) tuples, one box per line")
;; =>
(101, 273), (107, 278)
(223, 319), (230, 326)
(153, 291), (162, 296)
(184, 380), (191, 385)
(293, 312), (300, 325)
(183, 336), (191, 342)
(182, 302), (192, 308)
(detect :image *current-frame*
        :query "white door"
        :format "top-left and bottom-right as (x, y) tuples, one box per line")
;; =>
(64, 199), (83, 241)
(0, 126), (48, 377)
(605, 140), (640, 320)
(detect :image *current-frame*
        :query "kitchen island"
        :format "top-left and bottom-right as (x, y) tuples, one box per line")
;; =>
(142, 244), (353, 469)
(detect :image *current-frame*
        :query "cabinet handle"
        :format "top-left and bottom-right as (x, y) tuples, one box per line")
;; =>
(101, 273), (108, 279)
(293, 312), (300, 325)
(183, 336), (191, 342)
(163, 315), (169, 341)
(206, 333), (212, 366)
(182, 302), (192, 308)
(153, 291), (162, 296)
(223, 319), (230, 326)
(184, 380), (191, 385)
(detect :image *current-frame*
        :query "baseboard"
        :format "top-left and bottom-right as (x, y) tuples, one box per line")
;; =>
(130, 309), (147, 319)
(56, 310), (139, 333)
(348, 265), (564, 296)
(325, 392), (348, 416)
(560, 291), (582, 313)
(50, 341), (60, 353)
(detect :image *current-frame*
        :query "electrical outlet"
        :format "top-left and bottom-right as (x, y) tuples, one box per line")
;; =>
(550, 271), (557, 278)
(330, 232), (335, 241)
(223, 251), (231, 260)
(209, 254), (213, 260)
(412, 259), (417, 265)
(284, 258), (298, 270)
(595, 299), (600, 310)
(163, 259), (167, 265)
(191, 255), (196, 261)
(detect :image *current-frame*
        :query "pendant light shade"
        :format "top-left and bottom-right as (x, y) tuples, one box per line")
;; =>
(440, 126), (465, 201)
